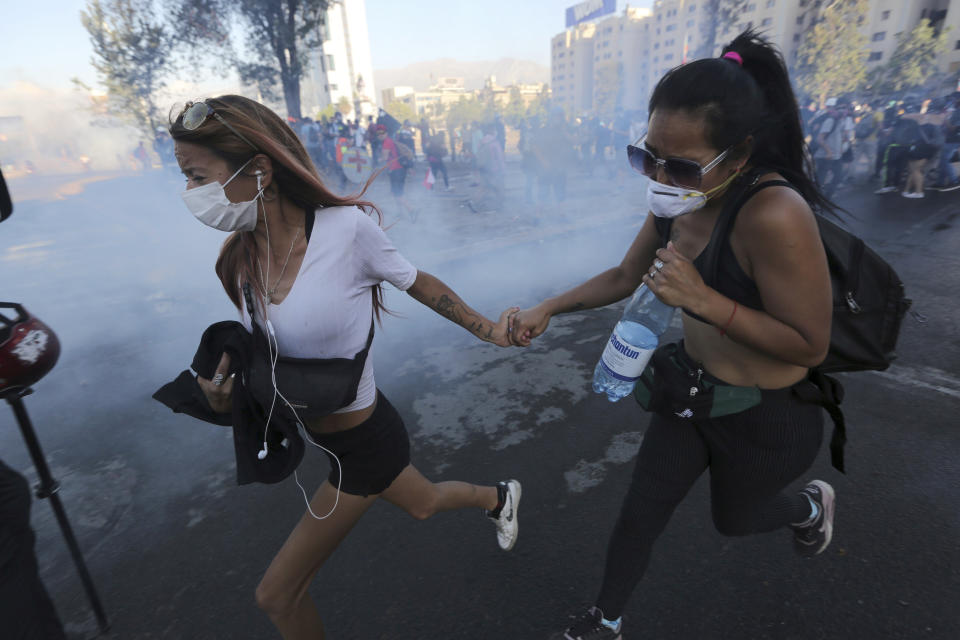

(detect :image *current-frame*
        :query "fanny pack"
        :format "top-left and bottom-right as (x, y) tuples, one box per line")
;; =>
(633, 341), (848, 472)
(632, 342), (763, 420)
(243, 282), (373, 420)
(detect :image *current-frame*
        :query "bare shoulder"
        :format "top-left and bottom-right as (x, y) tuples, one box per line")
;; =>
(735, 174), (819, 246)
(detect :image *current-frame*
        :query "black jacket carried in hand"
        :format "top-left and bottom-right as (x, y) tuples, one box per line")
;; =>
(153, 321), (305, 486)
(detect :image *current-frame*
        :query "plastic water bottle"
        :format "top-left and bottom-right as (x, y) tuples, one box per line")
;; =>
(593, 285), (675, 402)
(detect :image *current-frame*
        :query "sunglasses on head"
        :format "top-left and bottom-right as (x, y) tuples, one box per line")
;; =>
(626, 135), (730, 189)
(181, 101), (259, 152)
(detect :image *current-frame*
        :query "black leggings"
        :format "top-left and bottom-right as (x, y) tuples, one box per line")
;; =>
(595, 389), (823, 620)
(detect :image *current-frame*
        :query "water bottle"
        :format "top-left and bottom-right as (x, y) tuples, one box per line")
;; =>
(593, 285), (675, 402)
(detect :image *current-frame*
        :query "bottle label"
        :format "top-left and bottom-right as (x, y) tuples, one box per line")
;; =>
(599, 327), (655, 382)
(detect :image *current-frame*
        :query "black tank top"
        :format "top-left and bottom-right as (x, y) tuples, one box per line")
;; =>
(653, 172), (794, 324)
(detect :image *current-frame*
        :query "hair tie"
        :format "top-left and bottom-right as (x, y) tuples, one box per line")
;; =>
(722, 51), (743, 66)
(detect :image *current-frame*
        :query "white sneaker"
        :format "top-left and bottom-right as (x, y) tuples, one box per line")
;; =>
(902, 191), (924, 199)
(488, 479), (521, 550)
(874, 185), (898, 194)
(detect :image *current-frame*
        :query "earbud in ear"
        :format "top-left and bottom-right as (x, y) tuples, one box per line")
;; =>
(255, 170), (263, 175)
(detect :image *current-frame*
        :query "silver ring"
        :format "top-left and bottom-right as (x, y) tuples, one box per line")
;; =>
(649, 269), (657, 278)
(212, 373), (225, 386)
(654, 259), (665, 271)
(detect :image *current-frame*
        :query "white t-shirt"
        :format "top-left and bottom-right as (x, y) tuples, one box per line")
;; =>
(240, 206), (418, 413)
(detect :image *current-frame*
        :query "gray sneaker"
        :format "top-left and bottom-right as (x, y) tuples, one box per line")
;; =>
(487, 479), (521, 550)
(793, 480), (836, 557)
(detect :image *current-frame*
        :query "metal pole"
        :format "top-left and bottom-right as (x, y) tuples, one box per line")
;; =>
(4, 388), (110, 633)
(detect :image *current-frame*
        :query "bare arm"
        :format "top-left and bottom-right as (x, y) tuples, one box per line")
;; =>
(406, 270), (514, 347)
(650, 187), (831, 367)
(511, 212), (661, 345)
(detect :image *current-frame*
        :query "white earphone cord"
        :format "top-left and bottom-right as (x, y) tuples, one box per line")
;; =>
(255, 186), (342, 521)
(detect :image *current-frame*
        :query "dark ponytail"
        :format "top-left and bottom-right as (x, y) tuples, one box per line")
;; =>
(649, 29), (835, 214)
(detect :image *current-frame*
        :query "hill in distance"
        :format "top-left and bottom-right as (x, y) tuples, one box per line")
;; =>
(373, 58), (549, 93)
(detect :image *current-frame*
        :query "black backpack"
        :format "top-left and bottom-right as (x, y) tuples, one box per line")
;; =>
(697, 173), (912, 471)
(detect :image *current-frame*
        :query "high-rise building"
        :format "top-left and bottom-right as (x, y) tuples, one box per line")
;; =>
(302, 0), (377, 120)
(551, 0), (959, 120)
(551, 6), (654, 116)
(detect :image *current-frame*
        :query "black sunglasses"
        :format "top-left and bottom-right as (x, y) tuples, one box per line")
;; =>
(626, 135), (730, 189)
(181, 101), (259, 151)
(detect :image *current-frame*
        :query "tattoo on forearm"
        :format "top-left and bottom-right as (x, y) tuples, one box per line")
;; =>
(434, 295), (490, 338)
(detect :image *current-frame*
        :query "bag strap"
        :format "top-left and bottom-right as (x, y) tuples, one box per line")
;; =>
(702, 173), (800, 289)
(794, 370), (847, 473)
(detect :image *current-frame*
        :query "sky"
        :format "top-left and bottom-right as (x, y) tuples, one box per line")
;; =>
(0, 0), (654, 91)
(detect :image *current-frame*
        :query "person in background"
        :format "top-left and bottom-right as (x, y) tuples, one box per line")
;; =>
(813, 97), (854, 197)
(377, 124), (418, 221)
(518, 117), (541, 205)
(532, 107), (574, 212)
(426, 133), (450, 191)
(929, 97), (960, 192)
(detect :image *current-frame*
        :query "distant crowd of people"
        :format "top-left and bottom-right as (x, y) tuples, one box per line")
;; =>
(802, 92), (960, 199)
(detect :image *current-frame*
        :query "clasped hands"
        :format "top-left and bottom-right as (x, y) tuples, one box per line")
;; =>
(502, 242), (705, 348)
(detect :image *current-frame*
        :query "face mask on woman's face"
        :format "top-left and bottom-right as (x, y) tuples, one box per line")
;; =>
(647, 169), (741, 219)
(181, 158), (263, 231)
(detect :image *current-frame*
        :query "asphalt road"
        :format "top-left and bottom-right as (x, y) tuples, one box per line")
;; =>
(1, 164), (958, 639)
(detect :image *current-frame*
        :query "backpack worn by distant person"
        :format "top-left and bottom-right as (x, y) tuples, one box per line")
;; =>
(701, 170), (912, 472)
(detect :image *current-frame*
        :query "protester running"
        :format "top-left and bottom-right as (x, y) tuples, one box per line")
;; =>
(167, 95), (521, 640)
(510, 31), (837, 639)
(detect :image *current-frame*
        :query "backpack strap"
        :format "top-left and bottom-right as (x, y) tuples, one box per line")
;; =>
(700, 172), (801, 289)
(794, 369), (847, 473)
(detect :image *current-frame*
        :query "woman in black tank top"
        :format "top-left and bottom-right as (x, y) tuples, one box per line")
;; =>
(510, 30), (838, 639)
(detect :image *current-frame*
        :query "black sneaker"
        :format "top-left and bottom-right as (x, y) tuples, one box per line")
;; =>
(792, 480), (836, 557)
(563, 606), (622, 640)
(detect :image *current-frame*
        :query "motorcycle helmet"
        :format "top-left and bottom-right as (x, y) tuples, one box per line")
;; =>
(0, 303), (61, 394)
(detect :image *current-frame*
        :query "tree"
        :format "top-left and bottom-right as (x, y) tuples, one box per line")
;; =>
(80, 0), (174, 137)
(796, 0), (869, 108)
(446, 96), (487, 130)
(169, 0), (330, 119)
(696, 0), (748, 58)
(337, 96), (353, 117)
(882, 19), (950, 93)
(503, 87), (526, 127)
(384, 99), (417, 124)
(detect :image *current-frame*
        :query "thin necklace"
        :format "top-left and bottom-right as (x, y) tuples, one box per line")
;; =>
(257, 227), (301, 305)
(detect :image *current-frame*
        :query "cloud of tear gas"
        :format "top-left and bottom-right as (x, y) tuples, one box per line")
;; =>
(0, 82), (146, 175)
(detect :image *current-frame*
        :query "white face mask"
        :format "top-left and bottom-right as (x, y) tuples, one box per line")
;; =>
(181, 159), (263, 232)
(646, 171), (741, 219)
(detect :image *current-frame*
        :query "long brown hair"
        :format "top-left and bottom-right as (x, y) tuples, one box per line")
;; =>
(168, 95), (387, 320)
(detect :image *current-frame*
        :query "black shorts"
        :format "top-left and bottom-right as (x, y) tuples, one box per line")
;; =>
(307, 390), (410, 497)
(389, 168), (407, 196)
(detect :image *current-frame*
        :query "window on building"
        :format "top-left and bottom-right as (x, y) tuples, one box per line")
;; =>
(762, 17), (772, 26)
(559, 52), (565, 58)
(872, 32), (885, 42)
(654, 56), (660, 62)
(766, 0), (775, 7)
(664, 54), (674, 61)
(654, 42), (660, 49)
(881, 10), (890, 20)
(329, 83), (338, 91)
(793, 33), (800, 42)
(666, 24), (676, 32)
(868, 51), (882, 61)
(687, 19), (695, 27)
(326, 54), (335, 71)
(745, 3), (756, 11)
(955, 39), (960, 50)
(796, 16), (804, 25)
(689, 4), (696, 12)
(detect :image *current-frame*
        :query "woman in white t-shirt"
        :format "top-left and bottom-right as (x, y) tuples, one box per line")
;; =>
(170, 95), (520, 640)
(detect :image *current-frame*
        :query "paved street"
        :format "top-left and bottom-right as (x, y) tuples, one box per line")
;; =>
(1, 162), (958, 639)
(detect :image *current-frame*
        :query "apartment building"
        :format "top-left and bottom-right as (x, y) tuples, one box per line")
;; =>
(303, 0), (377, 120)
(551, 7), (654, 115)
